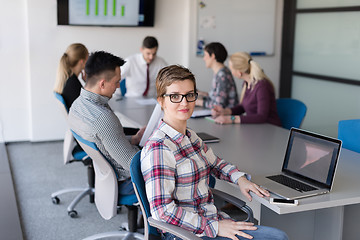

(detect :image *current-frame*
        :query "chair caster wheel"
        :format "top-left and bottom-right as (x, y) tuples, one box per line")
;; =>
(68, 210), (78, 218)
(117, 206), (122, 214)
(52, 197), (60, 204)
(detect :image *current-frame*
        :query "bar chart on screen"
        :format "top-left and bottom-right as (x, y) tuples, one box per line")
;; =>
(69, 0), (140, 25)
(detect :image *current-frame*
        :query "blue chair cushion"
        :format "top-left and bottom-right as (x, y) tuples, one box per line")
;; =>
(118, 193), (138, 206)
(120, 79), (126, 96)
(72, 145), (89, 160)
(338, 119), (360, 153)
(276, 98), (307, 130)
(130, 151), (160, 236)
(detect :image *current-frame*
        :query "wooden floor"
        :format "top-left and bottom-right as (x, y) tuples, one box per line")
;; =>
(0, 143), (23, 240)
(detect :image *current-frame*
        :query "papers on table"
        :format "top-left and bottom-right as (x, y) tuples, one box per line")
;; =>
(139, 103), (164, 147)
(114, 112), (143, 129)
(136, 98), (158, 105)
(191, 109), (212, 118)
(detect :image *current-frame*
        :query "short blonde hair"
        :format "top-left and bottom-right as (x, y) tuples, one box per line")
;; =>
(156, 65), (196, 99)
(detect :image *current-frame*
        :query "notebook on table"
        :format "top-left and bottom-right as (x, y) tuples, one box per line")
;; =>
(253, 128), (342, 200)
(197, 132), (220, 143)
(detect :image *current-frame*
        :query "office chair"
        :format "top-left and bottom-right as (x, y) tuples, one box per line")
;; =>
(276, 98), (307, 130)
(51, 92), (95, 218)
(338, 119), (360, 153)
(120, 79), (127, 96)
(130, 151), (254, 240)
(71, 130), (143, 240)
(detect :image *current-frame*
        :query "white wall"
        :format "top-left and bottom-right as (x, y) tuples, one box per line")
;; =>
(188, 0), (284, 93)
(0, 0), (31, 141)
(0, 0), (283, 142)
(1, 0), (190, 142)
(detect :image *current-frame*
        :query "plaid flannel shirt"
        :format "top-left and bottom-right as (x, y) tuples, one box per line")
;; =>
(141, 120), (247, 237)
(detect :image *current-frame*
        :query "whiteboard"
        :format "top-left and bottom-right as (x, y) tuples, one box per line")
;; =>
(197, 0), (277, 56)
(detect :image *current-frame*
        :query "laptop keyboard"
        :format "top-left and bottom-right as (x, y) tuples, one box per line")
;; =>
(267, 175), (317, 192)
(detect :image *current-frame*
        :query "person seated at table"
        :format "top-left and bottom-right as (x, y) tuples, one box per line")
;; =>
(196, 42), (239, 109)
(141, 65), (289, 240)
(119, 36), (168, 97)
(69, 51), (145, 186)
(211, 52), (281, 126)
(54, 43), (88, 109)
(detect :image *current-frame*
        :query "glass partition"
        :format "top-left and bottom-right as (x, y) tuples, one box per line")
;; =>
(297, 0), (360, 9)
(293, 12), (360, 81)
(292, 76), (360, 137)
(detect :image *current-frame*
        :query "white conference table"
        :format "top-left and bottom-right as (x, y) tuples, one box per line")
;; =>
(109, 96), (360, 240)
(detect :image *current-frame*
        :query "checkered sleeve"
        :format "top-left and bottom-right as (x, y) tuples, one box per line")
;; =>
(141, 141), (219, 237)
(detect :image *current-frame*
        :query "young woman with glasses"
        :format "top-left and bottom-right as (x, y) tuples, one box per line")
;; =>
(140, 65), (288, 240)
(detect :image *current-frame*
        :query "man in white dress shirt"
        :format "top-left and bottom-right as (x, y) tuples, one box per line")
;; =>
(120, 36), (167, 97)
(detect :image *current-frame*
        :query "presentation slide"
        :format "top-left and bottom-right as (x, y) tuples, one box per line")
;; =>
(69, 0), (140, 26)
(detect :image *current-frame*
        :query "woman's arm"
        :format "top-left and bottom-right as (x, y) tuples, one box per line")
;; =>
(199, 137), (269, 202)
(231, 104), (245, 116)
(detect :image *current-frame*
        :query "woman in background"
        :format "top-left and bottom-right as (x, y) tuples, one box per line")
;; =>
(54, 43), (88, 109)
(196, 42), (239, 109)
(141, 65), (288, 240)
(212, 52), (281, 126)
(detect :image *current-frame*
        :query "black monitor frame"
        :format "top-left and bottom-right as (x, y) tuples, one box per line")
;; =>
(57, 0), (155, 27)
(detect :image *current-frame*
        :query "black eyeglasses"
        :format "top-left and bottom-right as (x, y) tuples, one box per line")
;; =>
(163, 92), (198, 103)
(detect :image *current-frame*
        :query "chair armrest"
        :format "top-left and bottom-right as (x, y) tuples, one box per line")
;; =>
(211, 188), (254, 223)
(148, 217), (202, 240)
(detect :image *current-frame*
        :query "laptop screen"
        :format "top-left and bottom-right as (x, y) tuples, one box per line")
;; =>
(282, 128), (342, 189)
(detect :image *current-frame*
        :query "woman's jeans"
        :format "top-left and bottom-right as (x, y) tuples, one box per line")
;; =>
(162, 225), (289, 240)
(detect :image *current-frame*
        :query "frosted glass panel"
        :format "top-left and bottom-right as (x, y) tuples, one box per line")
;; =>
(297, 0), (360, 9)
(293, 12), (360, 80)
(292, 76), (360, 138)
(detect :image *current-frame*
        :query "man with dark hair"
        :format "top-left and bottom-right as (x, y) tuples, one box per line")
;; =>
(142, 36), (158, 49)
(119, 36), (167, 97)
(69, 51), (144, 187)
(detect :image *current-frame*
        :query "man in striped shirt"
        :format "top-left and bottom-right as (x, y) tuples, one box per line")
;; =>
(69, 51), (144, 186)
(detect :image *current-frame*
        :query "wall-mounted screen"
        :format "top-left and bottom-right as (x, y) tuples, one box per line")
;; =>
(58, 0), (155, 27)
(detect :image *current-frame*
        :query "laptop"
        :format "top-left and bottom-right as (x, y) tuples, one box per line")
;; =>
(253, 128), (342, 200)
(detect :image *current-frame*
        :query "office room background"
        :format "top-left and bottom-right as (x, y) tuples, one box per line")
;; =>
(0, 0), (359, 143)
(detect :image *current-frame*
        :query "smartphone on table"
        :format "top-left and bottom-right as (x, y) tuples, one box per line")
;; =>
(270, 198), (299, 206)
